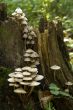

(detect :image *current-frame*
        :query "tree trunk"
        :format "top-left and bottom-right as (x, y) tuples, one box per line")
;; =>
(37, 19), (73, 110)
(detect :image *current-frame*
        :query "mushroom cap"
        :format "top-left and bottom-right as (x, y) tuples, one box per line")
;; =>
(14, 73), (23, 78)
(28, 68), (38, 73)
(14, 88), (26, 94)
(29, 81), (40, 86)
(22, 66), (31, 71)
(23, 34), (28, 38)
(15, 78), (22, 82)
(30, 31), (35, 36)
(24, 53), (30, 57)
(15, 68), (22, 72)
(24, 58), (31, 62)
(23, 17), (28, 21)
(8, 78), (15, 83)
(18, 15), (24, 20)
(20, 82), (30, 85)
(23, 28), (28, 33)
(9, 83), (19, 87)
(22, 71), (31, 76)
(12, 12), (17, 16)
(28, 26), (33, 31)
(50, 65), (61, 70)
(8, 72), (15, 77)
(30, 52), (39, 58)
(31, 40), (35, 44)
(23, 77), (32, 81)
(26, 49), (34, 53)
(15, 8), (23, 14)
(34, 75), (44, 81)
(21, 21), (27, 25)
(28, 36), (33, 40)
(65, 81), (73, 86)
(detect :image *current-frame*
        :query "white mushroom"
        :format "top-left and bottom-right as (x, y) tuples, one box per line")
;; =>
(50, 65), (61, 70)
(23, 28), (28, 33)
(15, 8), (23, 14)
(14, 88), (26, 94)
(14, 73), (23, 78)
(24, 58), (31, 62)
(15, 68), (22, 72)
(31, 40), (35, 44)
(28, 68), (38, 73)
(29, 81), (40, 86)
(8, 78), (15, 83)
(12, 12), (17, 16)
(28, 36), (33, 40)
(34, 75), (44, 81)
(15, 78), (22, 82)
(20, 82), (30, 85)
(23, 77), (32, 81)
(30, 52), (39, 58)
(24, 53), (30, 57)
(9, 83), (19, 87)
(21, 21), (27, 25)
(26, 49), (34, 53)
(23, 34), (28, 38)
(65, 81), (73, 86)
(22, 71), (31, 76)
(22, 66), (31, 71)
(8, 72), (15, 77)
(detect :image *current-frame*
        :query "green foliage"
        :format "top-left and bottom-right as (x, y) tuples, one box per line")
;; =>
(49, 83), (73, 98)
(45, 101), (56, 110)
(0, 0), (73, 27)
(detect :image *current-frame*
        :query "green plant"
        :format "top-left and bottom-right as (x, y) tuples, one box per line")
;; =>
(49, 83), (73, 98)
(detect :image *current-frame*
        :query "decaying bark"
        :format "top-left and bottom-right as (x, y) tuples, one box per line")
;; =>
(0, 18), (24, 68)
(37, 19), (73, 110)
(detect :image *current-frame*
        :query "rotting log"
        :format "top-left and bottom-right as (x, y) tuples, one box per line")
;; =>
(37, 19), (73, 110)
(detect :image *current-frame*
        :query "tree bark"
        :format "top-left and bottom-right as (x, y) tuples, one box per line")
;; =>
(37, 19), (73, 110)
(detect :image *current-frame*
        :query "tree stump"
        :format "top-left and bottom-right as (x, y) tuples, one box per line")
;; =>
(37, 19), (73, 110)
(0, 18), (24, 68)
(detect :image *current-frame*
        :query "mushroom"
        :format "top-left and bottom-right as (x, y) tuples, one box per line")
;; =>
(50, 65), (61, 81)
(50, 65), (61, 70)
(14, 88), (26, 94)
(26, 49), (34, 54)
(23, 28), (28, 33)
(29, 81), (40, 86)
(24, 58), (31, 62)
(22, 66), (31, 71)
(24, 53), (30, 57)
(8, 78), (15, 83)
(65, 81), (73, 93)
(12, 12), (17, 16)
(23, 77), (32, 81)
(8, 72), (15, 77)
(15, 8), (23, 14)
(14, 78), (22, 82)
(28, 67), (38, 74)
(22, 71), (31, 76)
(14, 73), (23, 78)
(23, 34), (28, 38)
(20, 82), (30, 85)
(21, 21), (27, 25)
(15, 68), (22, 72)
(9, 83), (19, 87)
(34, 75), (44, 81)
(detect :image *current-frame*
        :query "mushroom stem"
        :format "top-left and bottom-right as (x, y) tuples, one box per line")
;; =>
(54, 70), (56, 81)
(24, 38), (27, 51)
(27, 86), (34, 97)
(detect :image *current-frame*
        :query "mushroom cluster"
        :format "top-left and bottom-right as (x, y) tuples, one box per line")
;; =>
(8, 66), (44, 94)
(12, 7), (37, 46)
(24, 49), (39, 66)
(8, 8), (44, 95)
